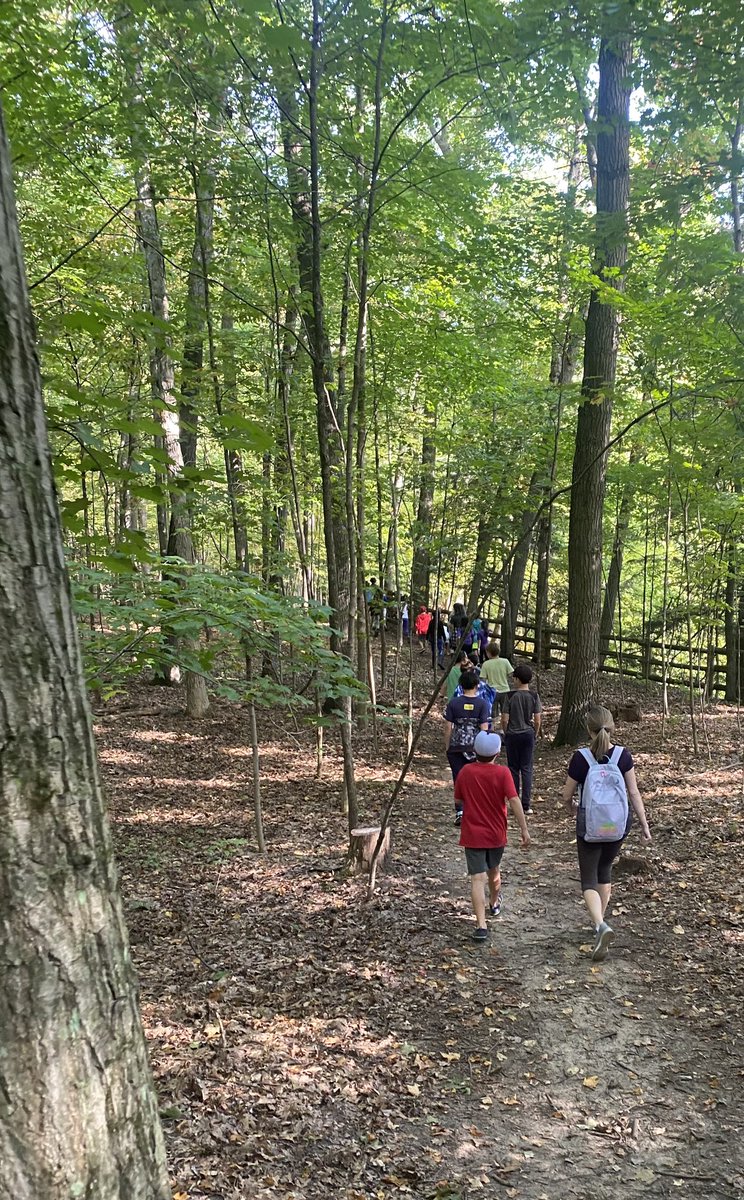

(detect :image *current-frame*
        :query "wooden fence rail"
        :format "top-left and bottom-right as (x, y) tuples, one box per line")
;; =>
(503, 620), (729, 698)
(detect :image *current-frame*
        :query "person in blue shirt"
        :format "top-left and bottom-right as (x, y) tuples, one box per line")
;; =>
(443, 669), (490, 825)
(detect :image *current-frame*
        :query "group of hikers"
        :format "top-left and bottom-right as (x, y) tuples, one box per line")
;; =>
(414, 601), (491, 667)
(437, 624), (652, 962)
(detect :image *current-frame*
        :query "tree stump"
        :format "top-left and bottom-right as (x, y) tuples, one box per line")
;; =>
(349, 826), (390, 873)
(611, 700), (642, 723)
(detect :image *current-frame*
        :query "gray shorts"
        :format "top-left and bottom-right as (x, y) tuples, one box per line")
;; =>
(464, 846), (505, 875)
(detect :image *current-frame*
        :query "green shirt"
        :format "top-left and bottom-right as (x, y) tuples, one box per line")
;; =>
(446, 664), (464, 700)
(480, 657), (513, 693)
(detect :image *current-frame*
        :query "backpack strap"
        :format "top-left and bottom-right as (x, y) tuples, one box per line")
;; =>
(609, 745), (624, 767)
(579, 747), (595, 766)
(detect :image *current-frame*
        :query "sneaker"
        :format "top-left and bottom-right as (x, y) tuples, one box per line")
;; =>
(472, 927), (489, 941)
(454, 811), (462, 827)
(592, 921), (615, 962)
(489, 893), (503, 917)
(522, 805), (533, 815)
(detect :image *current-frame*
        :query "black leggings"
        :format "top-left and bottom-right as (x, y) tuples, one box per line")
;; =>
(577, 836), (625, 890)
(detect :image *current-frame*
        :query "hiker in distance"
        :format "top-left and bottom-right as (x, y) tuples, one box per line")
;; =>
(456, 731), (531, 941)
(561, 705), (651, 963)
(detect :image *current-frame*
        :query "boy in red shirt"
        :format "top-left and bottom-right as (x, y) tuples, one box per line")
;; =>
(455, 730), (531, 941)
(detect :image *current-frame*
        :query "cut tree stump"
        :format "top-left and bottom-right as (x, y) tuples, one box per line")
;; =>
(611, 700), (642, 722)
(349, 826), (390, 873)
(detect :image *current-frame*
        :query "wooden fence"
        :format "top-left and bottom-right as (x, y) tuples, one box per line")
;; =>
(503, 620), (730, 698)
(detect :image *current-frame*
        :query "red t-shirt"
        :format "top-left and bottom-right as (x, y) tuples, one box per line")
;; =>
(415, 611), (432, 635)
(455, 762), (517, 849)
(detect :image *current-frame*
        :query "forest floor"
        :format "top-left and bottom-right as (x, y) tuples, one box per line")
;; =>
(96, 655), (744, 1200)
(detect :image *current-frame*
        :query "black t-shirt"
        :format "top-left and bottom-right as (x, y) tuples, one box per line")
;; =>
(568, 745), (634, 839)
(503, 688), (542, 733)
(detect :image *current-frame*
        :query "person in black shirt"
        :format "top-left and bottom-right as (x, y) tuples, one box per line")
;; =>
(500, 662), (542, 815)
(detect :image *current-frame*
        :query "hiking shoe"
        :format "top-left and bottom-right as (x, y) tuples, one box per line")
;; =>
(454, 811), (462, 827)
(472, 927), (489, 942)
(489, 894), (503, 917)
(592, 922), (615, 962)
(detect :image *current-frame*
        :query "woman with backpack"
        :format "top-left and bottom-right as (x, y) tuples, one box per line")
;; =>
(561, 705), (651, 963)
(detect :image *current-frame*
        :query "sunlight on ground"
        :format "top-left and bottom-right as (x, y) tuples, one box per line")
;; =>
(98, 748), (146, 766)
(131, 730), (207, 744)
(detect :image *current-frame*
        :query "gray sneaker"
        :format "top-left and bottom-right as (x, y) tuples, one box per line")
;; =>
(592, 922), (615, 962)
(472, 927), (489, 942)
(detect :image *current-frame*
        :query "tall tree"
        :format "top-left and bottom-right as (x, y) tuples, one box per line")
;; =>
(0, 97), (169, 1198)
(555, 28), (633, 745)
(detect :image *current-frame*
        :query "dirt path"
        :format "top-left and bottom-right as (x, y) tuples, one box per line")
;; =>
(391, 726), (743, 1200)
(102, 672), (744, 1200)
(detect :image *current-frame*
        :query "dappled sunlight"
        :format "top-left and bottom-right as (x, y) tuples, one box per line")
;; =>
(94, 668), (744, 1199)
(132, 730), (208, 745)
(98, 747), (146, 766)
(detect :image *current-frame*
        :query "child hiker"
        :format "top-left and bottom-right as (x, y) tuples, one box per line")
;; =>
(561, 705), (651, 962)
(455, 730), (530, 941)
(443, 668), (490, 825)
(415, 605), (431, 653)
(480, 641), (514, 712)
(500, 662), (541, 815)
(446, 648), (472, 701)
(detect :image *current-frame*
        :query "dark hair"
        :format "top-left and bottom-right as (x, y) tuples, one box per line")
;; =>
(513, 662), (533, 684)
(460, 668), (479, 691)
(486, 641), (499, 658)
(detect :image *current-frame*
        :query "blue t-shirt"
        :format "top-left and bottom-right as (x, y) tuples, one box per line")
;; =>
(444, 693), (490, 751)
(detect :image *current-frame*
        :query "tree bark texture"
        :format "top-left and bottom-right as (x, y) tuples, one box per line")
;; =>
(0, 99), (169, 1200)
(555, 33), (632, 745)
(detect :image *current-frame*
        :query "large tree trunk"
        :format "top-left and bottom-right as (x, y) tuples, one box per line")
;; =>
(0, 97), (169, 1200)
(555, 33), (632, 745)
(534, 135), (583, 667)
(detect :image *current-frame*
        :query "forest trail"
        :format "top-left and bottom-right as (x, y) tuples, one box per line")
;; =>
(101, 667), (744, 1200)
(378, 714), (743, 1200)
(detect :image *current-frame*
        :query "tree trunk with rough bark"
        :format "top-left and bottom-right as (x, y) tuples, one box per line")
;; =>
(555, 33), (632, 746)
(0, 97), (169, 1200)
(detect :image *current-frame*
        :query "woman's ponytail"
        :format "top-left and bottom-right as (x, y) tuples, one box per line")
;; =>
(586, 705), (614, 759)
